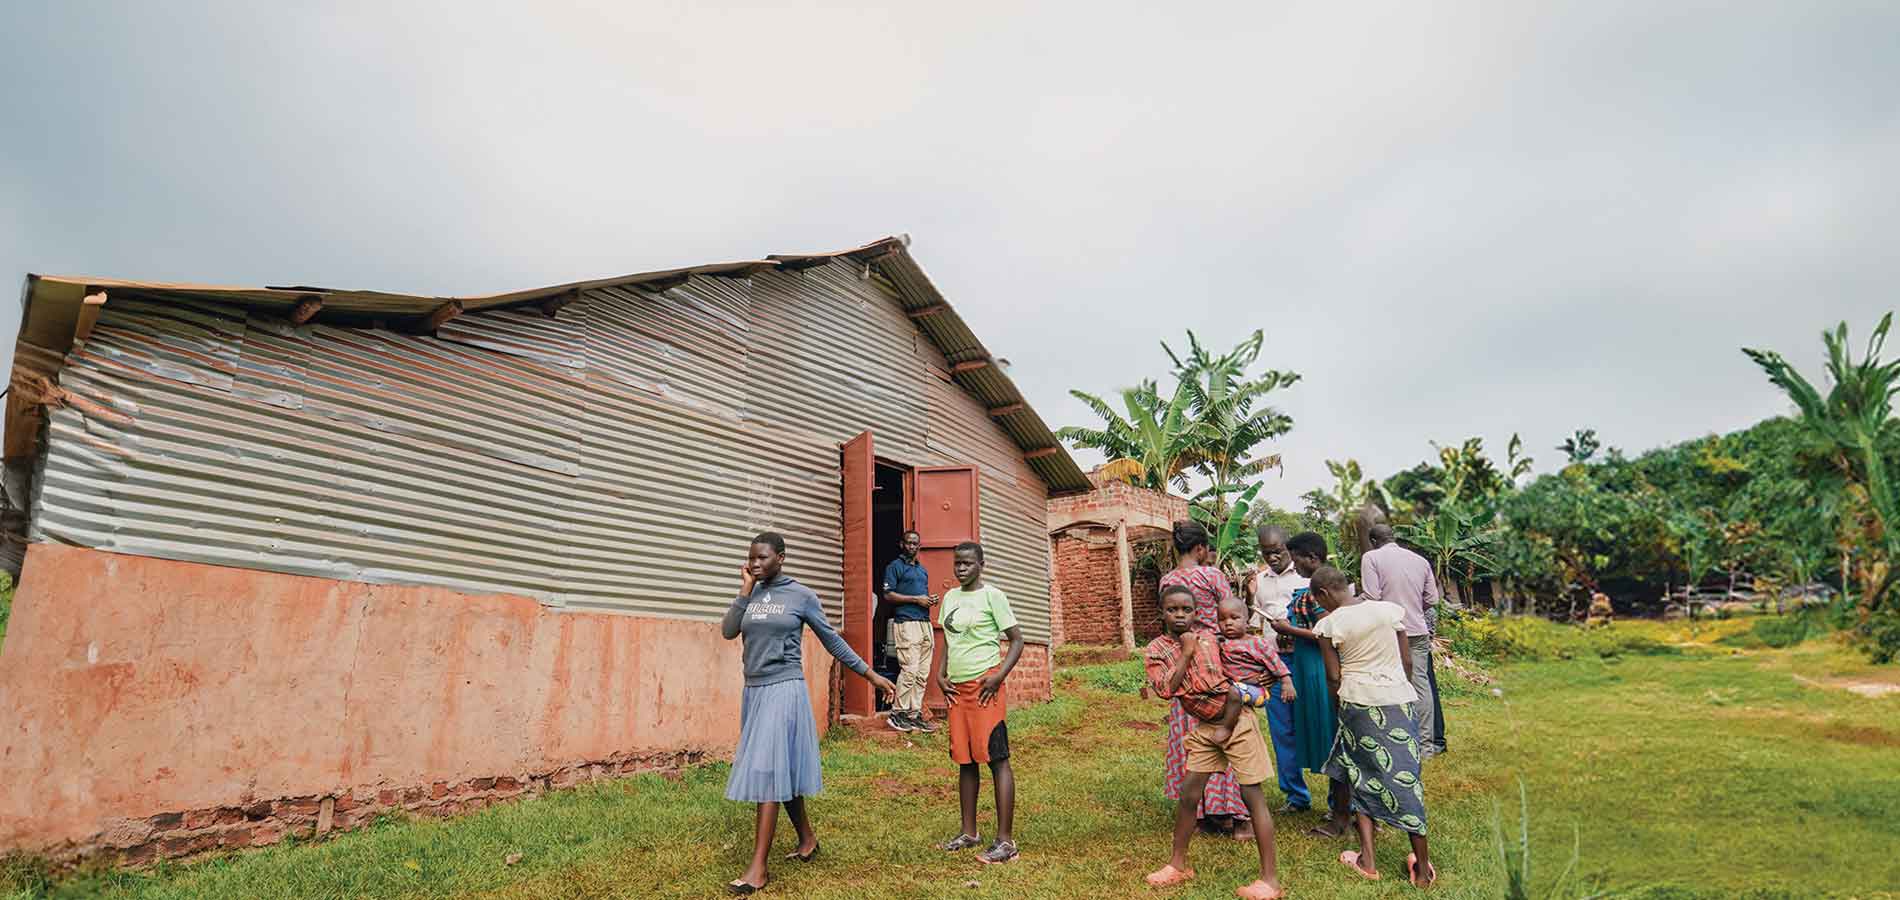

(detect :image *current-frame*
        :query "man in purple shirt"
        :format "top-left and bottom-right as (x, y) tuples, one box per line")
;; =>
(1360, 523), (1444, 759)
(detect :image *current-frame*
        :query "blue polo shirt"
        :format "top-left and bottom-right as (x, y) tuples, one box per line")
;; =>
(882, 556), (932, 623)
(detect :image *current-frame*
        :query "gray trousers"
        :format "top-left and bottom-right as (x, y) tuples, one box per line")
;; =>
(1407, 634), (1438, 757)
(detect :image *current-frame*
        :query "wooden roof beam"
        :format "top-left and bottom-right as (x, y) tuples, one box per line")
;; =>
(1024, 447), (1060, 460)
(290, 295), (324, 325)
(950, 358), (991, 374)
(774, 256), (831, 271)
(907, 304), (948, 319)
(74, 290), (108, 344)
(418, 301), (463, 332)
(987, 402), (1024, 417)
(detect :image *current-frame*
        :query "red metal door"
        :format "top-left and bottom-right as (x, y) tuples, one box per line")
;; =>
(840, 432), (876, 717)
(912, 466), (979, 711)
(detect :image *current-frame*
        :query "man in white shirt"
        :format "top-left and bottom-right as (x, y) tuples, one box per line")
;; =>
(1248, 524), (1310, 811)
(1360, 523), (1444, 759)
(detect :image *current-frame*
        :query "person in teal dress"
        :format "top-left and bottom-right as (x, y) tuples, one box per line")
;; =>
(1271, 531), (1348, 834)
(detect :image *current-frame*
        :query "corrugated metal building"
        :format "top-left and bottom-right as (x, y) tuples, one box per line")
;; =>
(0, 235), (1089, 861)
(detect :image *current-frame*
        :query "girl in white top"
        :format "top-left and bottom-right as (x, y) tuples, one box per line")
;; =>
(1308, 566), (1436, 888)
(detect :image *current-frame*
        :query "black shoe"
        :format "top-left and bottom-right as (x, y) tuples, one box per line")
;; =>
(911, 714), (938, 734)
(888, 712), (917, 733)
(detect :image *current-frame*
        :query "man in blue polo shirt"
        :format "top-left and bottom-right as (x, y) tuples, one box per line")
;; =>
(883, 529), (938, 732)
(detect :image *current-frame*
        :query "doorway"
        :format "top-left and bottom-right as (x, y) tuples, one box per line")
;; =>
(869, 462), (909, 711)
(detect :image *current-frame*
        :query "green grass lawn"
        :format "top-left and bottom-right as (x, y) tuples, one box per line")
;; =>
(9, 622), (1898, 900)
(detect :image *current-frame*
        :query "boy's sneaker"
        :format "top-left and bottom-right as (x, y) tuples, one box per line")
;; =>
(977, 839), (1019, 864)
(939, 833), (984, 851)
(888, 712), (917, 733)
(911, 714), (938, 734)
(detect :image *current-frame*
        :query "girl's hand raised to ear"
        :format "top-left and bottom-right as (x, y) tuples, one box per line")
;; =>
(739, 565), (756, 597)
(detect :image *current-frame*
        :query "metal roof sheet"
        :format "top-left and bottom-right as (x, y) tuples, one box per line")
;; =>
(14, 237), (1090, 494)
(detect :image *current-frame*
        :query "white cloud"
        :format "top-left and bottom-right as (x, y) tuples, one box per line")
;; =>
(1, 1), (1894, 508)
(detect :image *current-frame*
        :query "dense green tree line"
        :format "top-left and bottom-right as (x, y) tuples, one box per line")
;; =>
(1060, 319), (1900, 662)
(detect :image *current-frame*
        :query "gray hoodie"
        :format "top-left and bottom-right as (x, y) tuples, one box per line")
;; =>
(721, 574), (869, 687)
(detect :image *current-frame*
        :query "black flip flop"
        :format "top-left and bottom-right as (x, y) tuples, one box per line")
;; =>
(784, 842), (820, 862)
(727, 878), (765, 895)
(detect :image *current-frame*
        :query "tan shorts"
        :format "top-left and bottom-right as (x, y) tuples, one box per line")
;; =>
(1183, 707), (1273, 786)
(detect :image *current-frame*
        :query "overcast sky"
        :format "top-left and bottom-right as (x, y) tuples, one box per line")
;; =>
(4, 2), (1896, 508)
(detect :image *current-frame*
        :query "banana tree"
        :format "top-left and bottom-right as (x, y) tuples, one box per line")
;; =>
(1164, 329), (1300, 523)
(1399, 501), (1502, 607)
(1057, 378), (1203, 492)
(1745, 313), (1900, 624)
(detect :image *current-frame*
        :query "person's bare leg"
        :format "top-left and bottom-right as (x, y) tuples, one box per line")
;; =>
(1237, 784), (1282, 891)
(785, 795), (816, 856)
(1169, 772), (1211, 870)
(1408, 832), (1435, 886)
(1350, 812), (1377, 876)
(1309, 779), (1352, 837)
(990, 759), (1015, 843)
(1210, 689), (1242, 745)
(959, 763), (981, 839)
(739, 801), (776, 887)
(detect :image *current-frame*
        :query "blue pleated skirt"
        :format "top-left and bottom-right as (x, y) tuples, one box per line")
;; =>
(725, 679), (824, 803)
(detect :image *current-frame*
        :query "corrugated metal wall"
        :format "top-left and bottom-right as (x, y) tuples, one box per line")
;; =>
(31, 261), (1053, 641)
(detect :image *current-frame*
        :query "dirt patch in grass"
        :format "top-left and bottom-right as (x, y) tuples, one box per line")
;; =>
(1836, 679), (1900, 698)
(1818, 722), (1900, 748)
(832, 720), (933, 748)
(1120, 720), (1160, 732)
(1793, 673), (1900, 698)
(1057, 645), (1135, 666)
(869, 777), (953, 799)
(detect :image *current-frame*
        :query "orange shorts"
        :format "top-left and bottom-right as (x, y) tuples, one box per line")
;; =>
(946, 666), (1010, 765)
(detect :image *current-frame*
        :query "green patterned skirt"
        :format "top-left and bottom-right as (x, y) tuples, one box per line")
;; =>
(1322, 700), (1427, 835)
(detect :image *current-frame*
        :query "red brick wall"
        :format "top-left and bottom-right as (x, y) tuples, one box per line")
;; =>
(1005, 642), (1053, 704)
(1051, 527), (1124, 646)
(1046, 477), (1190, 527)
(1129, 528), (1174, 643)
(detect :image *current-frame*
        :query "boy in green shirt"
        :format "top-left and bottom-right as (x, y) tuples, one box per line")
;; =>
(933, 541), (1023, 864)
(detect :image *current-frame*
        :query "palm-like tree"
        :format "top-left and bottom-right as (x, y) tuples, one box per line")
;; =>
(1170, 331), (1300, 478)
(1301, 458), (1393, 575)
(1060, 329), (1300, 507)
(1056, 378), (1203, 492)
(1165, 329), (1301, 521)
(1558, 429), (1601, 466)
(1745, 313), (1900, 619)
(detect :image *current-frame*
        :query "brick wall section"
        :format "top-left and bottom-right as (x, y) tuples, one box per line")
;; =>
(1050, 527), (1124, 645)
(1045, 477), (1190, 529)
(1046, 470), (1190, 649)
(1129, 528), (1174, 643)
(1005, 642), (1053, 703)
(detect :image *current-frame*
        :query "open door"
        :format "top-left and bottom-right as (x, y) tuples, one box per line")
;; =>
(912, 465), (980, 711)
(840, 432), (876, 717)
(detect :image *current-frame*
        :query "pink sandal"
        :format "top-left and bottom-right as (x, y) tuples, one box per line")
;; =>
(1234, 879), (1287, 899)
(1339, 850), (1381, 880)
(1144, 864), (1195, 887)
(1406, 852), (1437, 888)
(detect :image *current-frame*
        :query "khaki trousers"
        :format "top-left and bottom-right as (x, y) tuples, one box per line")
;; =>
(892, 620), (935, 715)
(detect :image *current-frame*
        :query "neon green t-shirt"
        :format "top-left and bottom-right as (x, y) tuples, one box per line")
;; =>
(939, 584), (1018, 683)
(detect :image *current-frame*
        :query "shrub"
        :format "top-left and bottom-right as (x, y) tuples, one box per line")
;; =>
(1865, 609), (1900, 664)
(1749, 615), (1812, 649)
(0, 572), (12, 649)
(1440, 610), (1675, 663)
